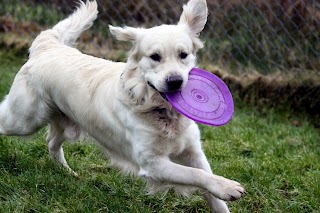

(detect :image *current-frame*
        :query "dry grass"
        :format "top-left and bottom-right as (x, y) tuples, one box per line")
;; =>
(206, 65), (320, 125)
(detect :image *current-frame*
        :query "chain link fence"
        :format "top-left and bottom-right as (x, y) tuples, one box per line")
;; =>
(50, 0), (320, 75)
(1, 0), (319, 75)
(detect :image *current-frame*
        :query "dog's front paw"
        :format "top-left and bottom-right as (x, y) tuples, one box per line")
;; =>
(210, 176), (245, 201)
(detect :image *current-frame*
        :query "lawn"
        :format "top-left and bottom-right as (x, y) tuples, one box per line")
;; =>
(0, 49), (319, 213)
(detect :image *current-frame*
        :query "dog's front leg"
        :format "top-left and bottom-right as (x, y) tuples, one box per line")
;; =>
(178, 148), (235, 213)
(138, 156), (244, 202)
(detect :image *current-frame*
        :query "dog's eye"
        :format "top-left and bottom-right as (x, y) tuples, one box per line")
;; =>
(150, 53), (161, 62)
(180, 52), (188, 59)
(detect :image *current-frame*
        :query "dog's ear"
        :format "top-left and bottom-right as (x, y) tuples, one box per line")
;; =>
(178, 0), (208, 36)
(109, 25), (142, 42)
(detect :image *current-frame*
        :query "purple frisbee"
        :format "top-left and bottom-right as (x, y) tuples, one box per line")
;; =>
(165, 68), (234, 126)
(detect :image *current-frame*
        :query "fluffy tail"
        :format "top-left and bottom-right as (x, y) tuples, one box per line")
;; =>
(53, 0), (98, 46)
(29, 0), (98, 57)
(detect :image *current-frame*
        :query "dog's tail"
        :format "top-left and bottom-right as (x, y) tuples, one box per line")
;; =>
(29, 0), (98, 57)
(53, 0), (98, 46)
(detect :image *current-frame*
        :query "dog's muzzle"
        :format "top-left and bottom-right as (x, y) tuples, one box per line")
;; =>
(147, 74), (183, 93)
(147, 74), (184, 101)
(166, 75), (183, 92)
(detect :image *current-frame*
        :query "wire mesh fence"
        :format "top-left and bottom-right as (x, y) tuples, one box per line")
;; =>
(104, 0), (320, 75)
(1, 0), (319, 75)
(0, 0), (319, 117)
(49, 0), (320, 75)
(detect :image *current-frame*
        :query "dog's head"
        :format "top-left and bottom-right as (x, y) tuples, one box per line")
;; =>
(110, 0), (208, 95)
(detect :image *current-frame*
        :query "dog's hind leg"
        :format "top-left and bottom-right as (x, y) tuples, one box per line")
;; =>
(0, 75), (48, 136)
(0, 95), (43, 136)
(46, 118), (79, 177)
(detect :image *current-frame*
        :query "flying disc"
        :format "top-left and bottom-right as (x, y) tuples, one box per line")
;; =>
(165, 68), (234, 126)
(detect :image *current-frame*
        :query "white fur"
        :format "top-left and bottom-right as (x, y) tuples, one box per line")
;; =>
(0, 0), (244, 212)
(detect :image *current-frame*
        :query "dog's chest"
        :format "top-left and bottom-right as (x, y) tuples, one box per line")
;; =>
(153, 135), (188, 157)
(145, 107), (190, 138)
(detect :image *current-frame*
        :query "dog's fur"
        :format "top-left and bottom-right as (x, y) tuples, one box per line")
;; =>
(0, 0), (244, 212)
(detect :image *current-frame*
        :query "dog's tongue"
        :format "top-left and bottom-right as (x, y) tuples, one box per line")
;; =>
(164, 68), (234, 126)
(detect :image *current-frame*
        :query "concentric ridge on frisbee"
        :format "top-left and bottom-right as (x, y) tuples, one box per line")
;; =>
(165, 68), (234, 126)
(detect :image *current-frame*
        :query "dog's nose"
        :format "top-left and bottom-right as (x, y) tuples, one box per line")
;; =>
(166, 75), (183, 92)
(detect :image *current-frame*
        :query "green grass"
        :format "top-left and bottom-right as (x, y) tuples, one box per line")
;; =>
(0, 50), (319, 212)
(0, 0), (63, 26)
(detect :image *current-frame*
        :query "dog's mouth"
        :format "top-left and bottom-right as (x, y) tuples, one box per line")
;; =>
(147, 81), (157, 90)
(147, 81), (168, 101)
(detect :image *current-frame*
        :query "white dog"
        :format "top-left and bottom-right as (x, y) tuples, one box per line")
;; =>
(0, 0), (244, 212)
